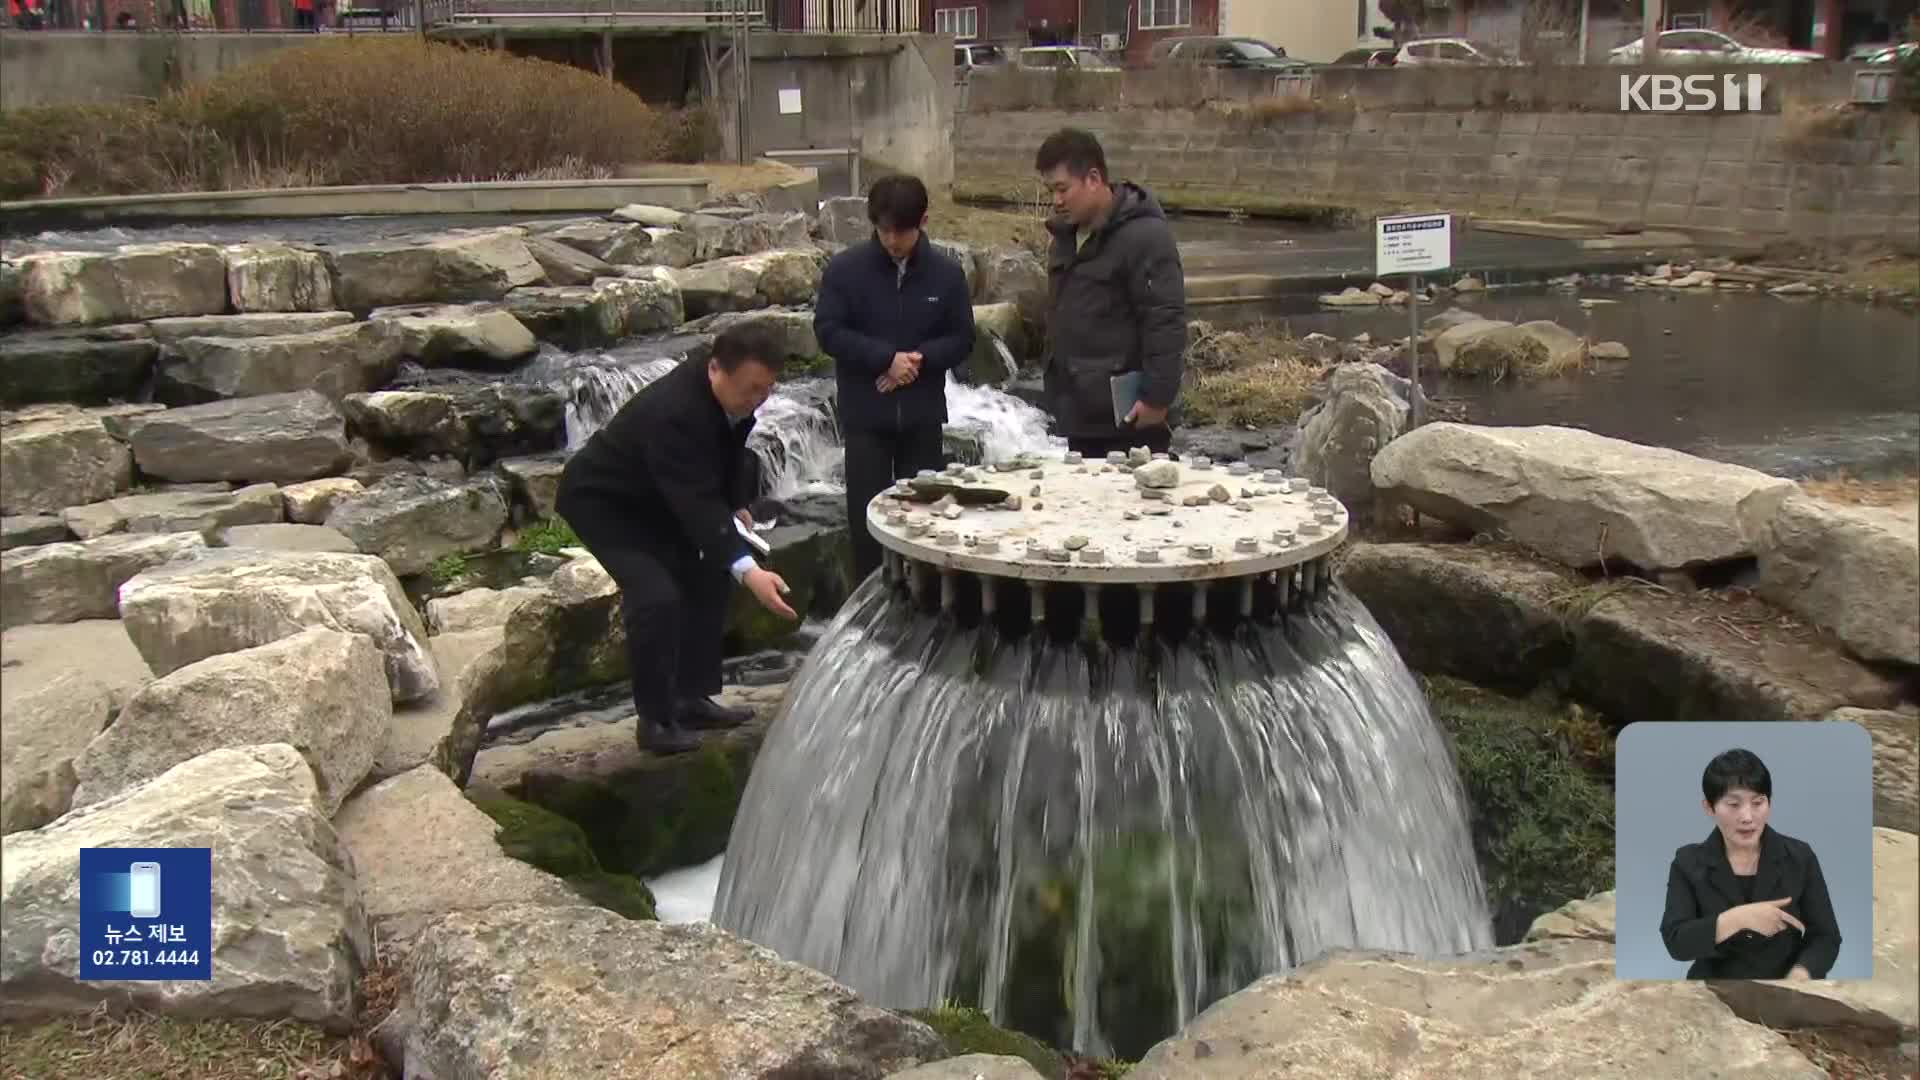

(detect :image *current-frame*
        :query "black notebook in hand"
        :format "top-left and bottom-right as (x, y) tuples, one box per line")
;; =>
(1109, 371), (1144, 427)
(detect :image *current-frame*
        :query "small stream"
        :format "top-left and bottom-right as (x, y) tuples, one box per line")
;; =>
(1206, 285), (1920, 479)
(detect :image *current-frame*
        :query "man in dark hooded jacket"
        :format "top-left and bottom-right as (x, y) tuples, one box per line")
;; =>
(1035, 128), (1188, 458)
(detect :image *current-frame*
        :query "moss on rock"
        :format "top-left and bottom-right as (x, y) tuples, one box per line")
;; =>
(906, 1004), (1065, 1080)
(469, 793), (659, 920)
(521, 740), (756, 879)
(562, 869), (658, 920)
(1423, 675), (1616, 945)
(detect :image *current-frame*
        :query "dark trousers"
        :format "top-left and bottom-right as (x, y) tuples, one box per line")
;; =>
(1067, 424), (1173, 461)
(555, 482), (731, 728)
(844, 422), (946, 582)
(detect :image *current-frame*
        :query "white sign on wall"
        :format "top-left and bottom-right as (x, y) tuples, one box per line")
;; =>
(1375, 213), (1453, 276)
(778, 88), (803, 115)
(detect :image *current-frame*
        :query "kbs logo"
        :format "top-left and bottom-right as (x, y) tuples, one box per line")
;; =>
(1618, 73), (1765, 112)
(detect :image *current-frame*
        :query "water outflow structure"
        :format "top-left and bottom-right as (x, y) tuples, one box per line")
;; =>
(714, 449), (1495, 1058)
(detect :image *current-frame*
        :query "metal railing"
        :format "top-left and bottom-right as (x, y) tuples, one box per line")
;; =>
(419, 0), (764, 29)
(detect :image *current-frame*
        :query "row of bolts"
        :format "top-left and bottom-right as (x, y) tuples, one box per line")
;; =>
(882, 551), (1337, 625)
(879, 450), (1347, 564)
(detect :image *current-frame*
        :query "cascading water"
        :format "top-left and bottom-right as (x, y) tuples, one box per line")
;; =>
(714, 454), (1494, 1059)
(528, 334), (1058, 500)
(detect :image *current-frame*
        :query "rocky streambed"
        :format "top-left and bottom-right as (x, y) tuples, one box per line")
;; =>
(1, 193), (1917, 1077)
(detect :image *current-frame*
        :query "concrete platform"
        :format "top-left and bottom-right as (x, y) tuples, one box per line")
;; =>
(868, 451), (1348, 584)
(0, 178), (711, 228)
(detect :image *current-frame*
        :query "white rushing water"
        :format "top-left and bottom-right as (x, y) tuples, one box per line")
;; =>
(714, 577), (1495, 1059)
(648, 855), (726, 924)
(537, 339), (1057, 501)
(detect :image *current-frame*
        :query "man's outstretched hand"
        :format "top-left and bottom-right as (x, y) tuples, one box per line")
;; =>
(744, 566), (797, 620)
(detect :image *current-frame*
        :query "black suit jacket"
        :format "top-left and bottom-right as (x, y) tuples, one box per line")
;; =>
(1659, 825), (1842, 980)
(559, 358), (755, 568)
(815, 232), (975, 434)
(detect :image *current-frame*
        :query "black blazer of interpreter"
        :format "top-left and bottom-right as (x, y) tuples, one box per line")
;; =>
(1659, 824), (1842, 980)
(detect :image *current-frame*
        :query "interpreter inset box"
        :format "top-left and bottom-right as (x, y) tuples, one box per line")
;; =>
(1614, 721), (1873, 981)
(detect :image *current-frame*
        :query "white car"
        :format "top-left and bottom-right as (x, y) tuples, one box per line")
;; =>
(1608, 29), (1823, 64)
(1016, 46), (1122, 72)
(1393, 38), (1522, 66)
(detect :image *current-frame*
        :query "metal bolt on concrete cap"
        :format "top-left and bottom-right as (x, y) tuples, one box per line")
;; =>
(1236, 537), (1261, 553)
(1274, 528), (1296, 544)
(977, 537), (1001, 553)
(1299, 520), (1323, 536)
(1081, 547), (1106, 563)
(1276, 479), (1295, 494)
(1189, 543), (1214, 558)
(1106, 451), (1126, 464)
(1262, 470), (1285, 484)
(886, 509), (908, 526)
(917, 470), (937, 479)
(1308, 486), (1328, 498)
(1137, 548), (1162, 563)
(1316, 508), (1340, 524)
(1064, 451), (1083, 465)
(1194, 456), (1214, 470)
(936, 529), (959, 545)
(1228, 462), (1252, 476)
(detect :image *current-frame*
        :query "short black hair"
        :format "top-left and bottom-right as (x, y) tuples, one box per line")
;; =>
(1034, 128), (1109, 181)
(866, 174), (929, 232)
(1703, 748), (1772, 804)
(711, 323), (786, 375)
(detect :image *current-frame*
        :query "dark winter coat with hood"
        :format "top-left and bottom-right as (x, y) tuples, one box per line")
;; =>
(1041, 181), (1188, 439)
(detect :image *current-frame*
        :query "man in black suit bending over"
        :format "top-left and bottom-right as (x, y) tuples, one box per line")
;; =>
(556, 325), (798, 755)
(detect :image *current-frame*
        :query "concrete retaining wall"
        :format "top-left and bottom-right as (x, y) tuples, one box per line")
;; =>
(955, 106), (1920, 244)
(0, 31), (315, 108)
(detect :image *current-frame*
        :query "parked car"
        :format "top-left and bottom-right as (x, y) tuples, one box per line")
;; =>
(1148, 35), (1313, 71)
(955, 42), (1010, 78)
(1016, 46), (1122, 72)
(1858, 41), (1917, 65)
(1393, 38), (1522, 66)
(1607, 29), (1823, 63)
(1328, 46), (1398, 67)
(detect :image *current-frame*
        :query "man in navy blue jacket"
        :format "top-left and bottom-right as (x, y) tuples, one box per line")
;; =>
(815, 174), (976, 581)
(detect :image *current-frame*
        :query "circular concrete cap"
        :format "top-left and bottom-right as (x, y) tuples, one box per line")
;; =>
(869, 451), (1347, 583)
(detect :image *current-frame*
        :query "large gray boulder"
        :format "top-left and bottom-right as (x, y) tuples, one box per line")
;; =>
(0, 405), (135, 516)
(981, 249), (1048, 328)
(683, 210), (812, 261)
(671, 251), (823, 317)
(0, 620), (151, 835)
(1827, 707), (1920, 834)
(1756, 494), (1919, 666)
(427, 584), (546, 634)
(525, 236), (616, 287)
(115, 390), (352, 485)
(0, 326), (158, 407)
(15, 243), (228, 325)
(0, 531), (206, 629)
(1130, 940), (1825, 1078)
(281, 477), (367, 524)
(501, 273), (683, 349)
(684, 307), (820, 366)
(0, 514), (68, 550)
(1290, 362), (1413, 510)
(224, 243), (336, 313)
(493, 452), (567, 521)
(326, 230), (545, 312)
(0, 744), (371, 1031)
(1370, 423), (1797, 572)
(147, 311), (355, 342)
(334, 765), (583, 953)
(388, 903), (942, 1078)
(960, 303), (1023, 385)
(535, 220), (653, 264)
(341, 384), (565, 466)
(62, 483), (282, 542)
(154, 321), (404, 404)
(930, 240), (984, 299)
(817, 196), (870, 245)
(71, 628), (390, 815)
(366, 303), (539, 369)
(374, 627), (503, 784)
(888, 1057), (1046, 1080)
(116, 548), (439, 704)
(324, 475), (510, 577)
(214, 522), (358, 553)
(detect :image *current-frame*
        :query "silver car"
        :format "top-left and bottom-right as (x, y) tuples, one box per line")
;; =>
(1608, 29), (1823, 64)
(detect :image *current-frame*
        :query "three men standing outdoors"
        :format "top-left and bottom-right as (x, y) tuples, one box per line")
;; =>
(1035, 128), (1188, 460)
(815, 174), (977, 582)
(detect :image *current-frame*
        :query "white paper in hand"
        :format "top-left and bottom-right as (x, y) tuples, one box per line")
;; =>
(734, 516), (772, 557)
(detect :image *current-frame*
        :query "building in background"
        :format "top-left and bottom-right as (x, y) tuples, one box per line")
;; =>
(1218, 0), (1394, 62)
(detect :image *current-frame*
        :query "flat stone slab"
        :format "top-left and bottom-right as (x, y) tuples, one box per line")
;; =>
(334, 764), (583, 952)
(374, 627), (504, 784)
(869, 451), (1346, 583)
(1130, 939), (1825, 1078)
(0, 619), (151, 835)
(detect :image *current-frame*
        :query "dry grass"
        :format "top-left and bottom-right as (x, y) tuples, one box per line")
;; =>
(620, 160), (808, 197)
(1798, 469), (1920, 512)
(931, 195), (1050, 254)
(0, 1008), (386, 1080)
(1178, 323), (1328, 427)
(0, 39), (711, 200)
(1779, 1026), (1914, 1080)
(1779, 102), (1862, 160)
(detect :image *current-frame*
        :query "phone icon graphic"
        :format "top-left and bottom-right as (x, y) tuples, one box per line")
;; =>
(128, 862), (162, 919)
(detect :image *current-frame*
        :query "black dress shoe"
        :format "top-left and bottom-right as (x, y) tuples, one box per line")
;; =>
(677, 696), (754, 730)
(637, 717), (702, 755)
